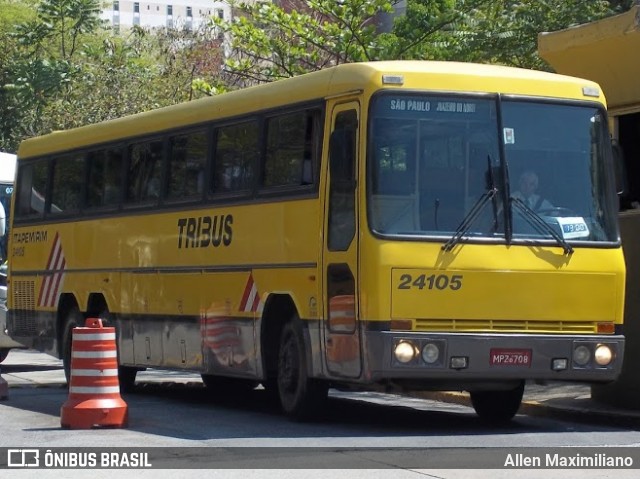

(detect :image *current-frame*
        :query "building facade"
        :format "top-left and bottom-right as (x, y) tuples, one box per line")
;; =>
(100, 0), (232, 30)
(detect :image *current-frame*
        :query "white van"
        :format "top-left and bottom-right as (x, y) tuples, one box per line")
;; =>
(0, 151), (18, 362)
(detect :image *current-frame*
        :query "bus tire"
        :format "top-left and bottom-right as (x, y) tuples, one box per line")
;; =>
(118, 367), (138, 393)
(470, 381), (525, 423)
(277, 320), (327, 420)
(61, 306), (82, 384)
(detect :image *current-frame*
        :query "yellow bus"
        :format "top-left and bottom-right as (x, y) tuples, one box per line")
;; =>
(7, 61), (624, 422)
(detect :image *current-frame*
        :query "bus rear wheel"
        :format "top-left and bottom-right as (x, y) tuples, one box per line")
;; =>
(277, 321), (327, 420)
(61, 306), (82, 384)
(469, 381), (525, 423)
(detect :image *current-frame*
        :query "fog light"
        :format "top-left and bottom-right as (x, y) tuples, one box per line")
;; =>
(552, 358), (568, 371)
(594, 345), (613, 366)
(394, 341), (417, 364)
(450, 356), (468, 369)
(573, 345), (591, 366)
(421, 343), (440, 364)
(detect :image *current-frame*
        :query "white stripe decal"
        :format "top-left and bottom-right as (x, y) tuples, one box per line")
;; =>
(45, 241), (63, 307)
(72, 350), (118, 359)
(39, 275), (52, 307)
(239, 273), (262, 313)
(245, 286), (258, 313)
(39, 233), (67, 308)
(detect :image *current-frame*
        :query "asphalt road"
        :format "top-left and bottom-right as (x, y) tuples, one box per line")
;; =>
(1, 349), (639, 478)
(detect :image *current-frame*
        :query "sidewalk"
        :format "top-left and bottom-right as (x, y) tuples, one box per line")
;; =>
(2, 349), (640, 427)
(415, 382), (640, 428)
(0, 349), (202, 389)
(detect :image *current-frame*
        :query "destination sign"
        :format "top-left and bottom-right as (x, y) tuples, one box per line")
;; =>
(375, 95), (490, 120)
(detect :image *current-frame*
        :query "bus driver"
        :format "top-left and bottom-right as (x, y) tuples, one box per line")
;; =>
(512, 170), (553, 212)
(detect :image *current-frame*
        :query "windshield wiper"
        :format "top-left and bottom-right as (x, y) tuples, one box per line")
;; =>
(510, 197), (574, 255)
(442, 188), (497, 252)
(442, 155), (499, 253)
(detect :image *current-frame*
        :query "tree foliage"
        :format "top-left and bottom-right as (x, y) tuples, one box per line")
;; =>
(0, 0), (634, 152)
(40, 24), (225, 133)
(214, 0), (393, 86)
(212, 0), (623, 87)
(448, 0), (614, 70)
(0, 0), (224, 152)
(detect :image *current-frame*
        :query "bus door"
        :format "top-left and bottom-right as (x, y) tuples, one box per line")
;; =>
(322, 102), (362, 378)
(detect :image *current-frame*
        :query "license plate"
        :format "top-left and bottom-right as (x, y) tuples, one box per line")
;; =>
(490, 348), (532, 367)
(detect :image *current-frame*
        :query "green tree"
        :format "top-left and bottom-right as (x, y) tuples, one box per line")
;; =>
(14, 0), (102, 60)
(2, 0), (225, 148)
(382, 0), (489, 60)
(40, 24), (226, 132)
(212, 0), (393, 86)
(446, 0), (614, 69)
(608, 0), (636, 12)
(0, 0), (39, 151)
(0, 0), (104, 149)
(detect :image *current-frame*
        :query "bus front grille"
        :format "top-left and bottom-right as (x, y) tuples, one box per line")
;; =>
(414, 319), (598, 334)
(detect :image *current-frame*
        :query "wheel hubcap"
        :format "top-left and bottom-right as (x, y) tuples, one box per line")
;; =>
(280, 334), (299, 394)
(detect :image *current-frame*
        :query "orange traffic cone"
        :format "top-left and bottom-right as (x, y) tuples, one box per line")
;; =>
(61, 318), (128, 428)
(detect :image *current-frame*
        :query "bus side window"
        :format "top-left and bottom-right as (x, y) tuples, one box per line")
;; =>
(211, 121), (258, 195)
(167, 129), (208, 202)
(328, 109), (357, 251)
(87, 148), (124, 209)
(263, 109), (320, 188)
(15, 161), (48, 219)
(50, 153), (85, 215)
(126, 139), (164, 206)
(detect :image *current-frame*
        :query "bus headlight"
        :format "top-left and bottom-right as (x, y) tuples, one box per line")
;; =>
(572, 345), (591, 366)
(594, 344), (613, 366)
(421, 343), (440, 364)
(394, 341), (417, 364)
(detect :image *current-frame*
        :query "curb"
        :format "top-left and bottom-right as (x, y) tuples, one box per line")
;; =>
(411, 390), (640, 429)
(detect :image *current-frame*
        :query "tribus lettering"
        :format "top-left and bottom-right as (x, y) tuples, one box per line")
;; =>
(177, 215), (233, 249)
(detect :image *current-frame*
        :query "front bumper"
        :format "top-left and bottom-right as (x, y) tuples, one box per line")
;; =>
(364, 331), (624, 384)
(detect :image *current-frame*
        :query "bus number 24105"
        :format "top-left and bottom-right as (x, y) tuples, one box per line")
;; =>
(397, 274), (463, 291)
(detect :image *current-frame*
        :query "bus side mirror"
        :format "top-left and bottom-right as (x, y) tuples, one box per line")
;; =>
(612, 139), (627, 196)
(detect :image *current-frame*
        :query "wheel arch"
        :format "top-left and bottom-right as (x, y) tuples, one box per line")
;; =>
(86, 292), (111, 318)
(259, 293), (299, 381)
(56, 293), (80, 358)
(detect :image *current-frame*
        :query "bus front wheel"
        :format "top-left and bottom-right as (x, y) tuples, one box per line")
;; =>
(469, 381), (525, 423)
(277, 321), (327, 420)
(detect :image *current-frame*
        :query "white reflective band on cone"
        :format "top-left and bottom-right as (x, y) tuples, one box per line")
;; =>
(72, 350), (118, 358)
(73, 333), (116, 341)
(69, 386), (121, 394)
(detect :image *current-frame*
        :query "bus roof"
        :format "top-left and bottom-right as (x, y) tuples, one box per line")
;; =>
(0, 152), (16, 183)
(17, 60), (604, 159)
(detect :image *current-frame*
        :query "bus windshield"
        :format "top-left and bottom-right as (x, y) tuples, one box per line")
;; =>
(367, 93), (618, 245)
